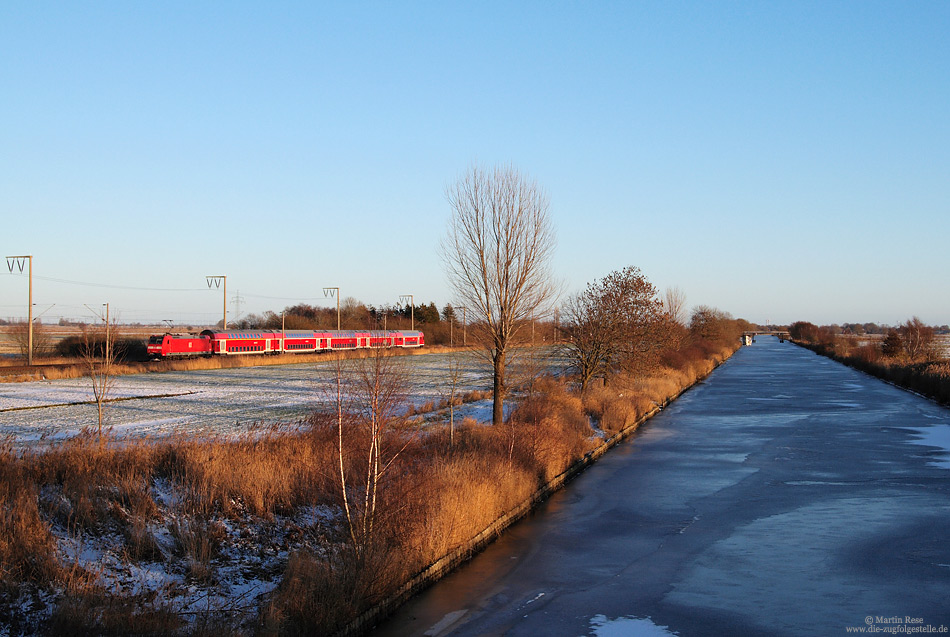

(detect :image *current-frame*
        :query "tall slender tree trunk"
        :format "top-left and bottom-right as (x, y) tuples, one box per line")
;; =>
(492, 349), (505, 425)
(335, 361), (356, 547)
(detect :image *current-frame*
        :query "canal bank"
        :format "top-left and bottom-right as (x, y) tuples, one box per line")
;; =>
(370, 336), (950, 637)
(339, 347), (738, 636)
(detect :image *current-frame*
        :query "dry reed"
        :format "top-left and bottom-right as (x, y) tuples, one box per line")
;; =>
(1, 337), (737, 635)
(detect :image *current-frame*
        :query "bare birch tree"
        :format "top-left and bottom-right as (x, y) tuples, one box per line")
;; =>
(442, 164), (557, 425)
(328, 347), (415, 556)
(441, 350), (466, 446)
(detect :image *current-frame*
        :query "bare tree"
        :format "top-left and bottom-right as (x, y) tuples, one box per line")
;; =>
(442, 164), (558, 425)
(327, 347), (416, 555)
(81, 320), (120, 440)
(9, 321), (53, 360)
(441, 350), (467, 446)
(561, 288), (616, 391)
(664, 286), (688, 326)
(341, 297), (369, 329)
(900, 316), (936, 361)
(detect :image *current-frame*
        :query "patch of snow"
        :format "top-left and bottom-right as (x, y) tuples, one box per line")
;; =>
(587, 614), (679, 636)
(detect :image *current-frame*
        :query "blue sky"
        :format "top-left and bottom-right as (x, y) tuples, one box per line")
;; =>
(2, 2), (948, 327)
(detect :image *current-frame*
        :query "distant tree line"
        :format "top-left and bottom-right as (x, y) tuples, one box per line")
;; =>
(229, 299), (474, 346)
(789, 321), (950, 337)
(789, 317), (947, 363)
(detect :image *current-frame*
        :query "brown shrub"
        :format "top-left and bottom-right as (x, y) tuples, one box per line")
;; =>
(506, 378), (596, 480)
(0, 449), (60, 593)
(31, 433), (161, 530)
(853, 343), (882, 363)
(171, 517), (227, 584)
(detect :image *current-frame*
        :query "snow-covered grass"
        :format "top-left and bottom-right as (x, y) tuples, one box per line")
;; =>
(0, 351), (497, 448)
(47, 496), (341, 634)
(0, 343), (735, 635)
(0, 349), (510, 634)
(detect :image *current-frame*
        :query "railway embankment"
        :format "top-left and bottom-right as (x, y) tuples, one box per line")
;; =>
(337, 344), (737, 637)
(0, 345), (452, 383)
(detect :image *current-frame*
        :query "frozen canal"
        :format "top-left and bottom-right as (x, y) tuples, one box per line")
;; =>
(0, 351), (508, 446)
(371, 337), (950, 637)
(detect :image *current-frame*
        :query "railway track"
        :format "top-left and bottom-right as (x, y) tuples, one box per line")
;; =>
(0, 362), (79, 377)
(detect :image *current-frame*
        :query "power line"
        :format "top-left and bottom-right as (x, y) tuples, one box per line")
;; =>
(3, 272), (332, 301)
(3, 273), (208, 292)
(242, 293), (328, 301)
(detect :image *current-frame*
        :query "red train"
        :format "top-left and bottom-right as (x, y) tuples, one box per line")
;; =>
(147, 329), (424, 359)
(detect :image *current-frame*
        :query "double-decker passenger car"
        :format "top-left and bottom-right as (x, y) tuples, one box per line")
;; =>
(147, 329), (424, 359)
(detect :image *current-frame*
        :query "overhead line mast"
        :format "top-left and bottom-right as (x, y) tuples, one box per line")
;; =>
(6, 255), (33, 365)
(206, 276), (227, 329)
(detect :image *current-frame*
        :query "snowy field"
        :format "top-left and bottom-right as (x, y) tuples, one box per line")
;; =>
(0, 352), (490, 447)
(0, 349), (563, 447)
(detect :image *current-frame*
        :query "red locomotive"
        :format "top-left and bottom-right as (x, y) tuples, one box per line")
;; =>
(147, 329), (424, 359)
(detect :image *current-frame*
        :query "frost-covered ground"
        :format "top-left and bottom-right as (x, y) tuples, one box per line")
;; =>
(0, 351), (516, 447)
(46, 496), (341, 634)
(3, 349), (569, 633)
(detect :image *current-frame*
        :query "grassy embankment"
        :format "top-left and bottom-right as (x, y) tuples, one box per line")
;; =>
(0, 339), (736, 635)
(790, 337), (950, 406)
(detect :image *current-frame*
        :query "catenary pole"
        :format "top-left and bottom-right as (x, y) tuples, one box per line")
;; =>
(400, 294), (414, 331)
(206, 276), (227, 329)
(6, 255), (33, 365)
(323, 287), (340, 330)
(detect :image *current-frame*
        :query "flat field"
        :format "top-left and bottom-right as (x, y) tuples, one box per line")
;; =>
(0, 349), (554, 447)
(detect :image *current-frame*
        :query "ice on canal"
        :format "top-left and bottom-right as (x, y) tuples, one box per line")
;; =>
(0, 352), (505, 446)
(588, 615), (679, 636)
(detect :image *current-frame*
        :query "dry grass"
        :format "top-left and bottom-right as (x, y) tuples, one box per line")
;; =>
(0, 337), (737, 635)
(1, 428), (345, 633)
(0, 443), (60, 594)
(160, 431), (332, 519)
(266, 339), (738, 635)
